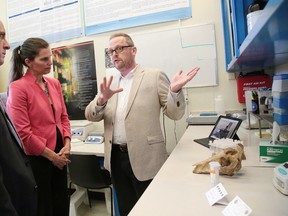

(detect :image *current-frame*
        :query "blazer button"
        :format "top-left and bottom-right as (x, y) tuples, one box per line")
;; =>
(109, 140), (112, 144)
(177, 101), (180, 107)
(34, 185), (38, 191)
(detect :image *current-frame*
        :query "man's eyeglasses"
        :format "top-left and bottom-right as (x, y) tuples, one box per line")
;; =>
(106, 45), (133, 56)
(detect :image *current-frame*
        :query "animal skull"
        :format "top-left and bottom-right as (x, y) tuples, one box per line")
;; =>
(193, 143), (246, 176)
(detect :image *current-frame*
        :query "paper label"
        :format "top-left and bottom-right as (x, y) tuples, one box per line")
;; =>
(205, 183), (228, 206)
(222, 196), (252, 216)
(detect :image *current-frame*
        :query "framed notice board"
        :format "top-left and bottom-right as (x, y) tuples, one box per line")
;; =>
(132, 23), (218, 87)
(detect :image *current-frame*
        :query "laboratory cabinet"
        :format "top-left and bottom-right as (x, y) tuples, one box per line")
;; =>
(221, 0), (288, 72)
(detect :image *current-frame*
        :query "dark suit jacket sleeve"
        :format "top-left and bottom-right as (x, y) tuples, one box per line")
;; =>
(0, 166), (18, 216)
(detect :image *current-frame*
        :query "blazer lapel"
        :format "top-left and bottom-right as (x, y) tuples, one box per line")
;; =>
(125, 66), (144, 119)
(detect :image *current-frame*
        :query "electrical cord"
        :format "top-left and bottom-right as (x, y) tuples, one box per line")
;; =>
(162, 112), (166, 145)
(162, 112), (179, 146)
(174, 120), (178, 144)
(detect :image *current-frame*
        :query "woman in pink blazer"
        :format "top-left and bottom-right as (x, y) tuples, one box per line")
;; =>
(6, 38), (71, 216)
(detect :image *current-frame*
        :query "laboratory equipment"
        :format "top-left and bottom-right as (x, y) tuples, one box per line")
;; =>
(273, 162), (288, 195)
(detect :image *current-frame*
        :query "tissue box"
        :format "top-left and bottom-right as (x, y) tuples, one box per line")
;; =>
(259, 140), (288, 163)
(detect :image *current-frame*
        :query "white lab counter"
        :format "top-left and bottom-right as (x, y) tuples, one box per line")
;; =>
(129, 126), (288, 216)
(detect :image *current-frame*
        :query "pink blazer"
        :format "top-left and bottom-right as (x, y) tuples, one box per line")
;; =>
(6, 71), (71, 156)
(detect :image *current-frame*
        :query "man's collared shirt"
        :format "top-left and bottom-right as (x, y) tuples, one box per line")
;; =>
(113, 68), (136, 144)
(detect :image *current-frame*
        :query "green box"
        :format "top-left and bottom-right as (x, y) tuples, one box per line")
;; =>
(259, 140), (288, 163)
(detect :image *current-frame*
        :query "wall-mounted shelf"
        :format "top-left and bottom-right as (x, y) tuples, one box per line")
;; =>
(222, 0), (288, 72)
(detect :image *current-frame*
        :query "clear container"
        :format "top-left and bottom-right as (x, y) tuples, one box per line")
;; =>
(247, 0), (268, 32)
(214, 95), (225, 115)
(209, 161), (220, 188)
(247, 10), (263, 33)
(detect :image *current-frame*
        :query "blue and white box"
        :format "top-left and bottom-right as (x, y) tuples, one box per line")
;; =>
(272, 74), (288, 125)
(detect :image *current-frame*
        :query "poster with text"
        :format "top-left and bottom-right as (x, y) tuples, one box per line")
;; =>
(52, 41), (97, 120)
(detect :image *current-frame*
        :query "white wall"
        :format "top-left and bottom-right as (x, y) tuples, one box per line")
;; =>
(0, 0), (245, 153)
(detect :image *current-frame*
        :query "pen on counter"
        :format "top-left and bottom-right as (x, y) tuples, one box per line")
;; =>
(199, 113), (218, 116)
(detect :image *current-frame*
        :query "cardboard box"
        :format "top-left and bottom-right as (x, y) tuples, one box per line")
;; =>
(259, 140), (288, 163)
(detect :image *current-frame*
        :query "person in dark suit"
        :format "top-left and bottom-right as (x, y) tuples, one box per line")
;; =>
(0, 20), (38, 216)
(85, 33), (200, 215)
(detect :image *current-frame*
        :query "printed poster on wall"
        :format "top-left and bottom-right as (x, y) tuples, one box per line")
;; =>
(7, 0), (82, 48)
(84, 0), (192, 35)
(52, 41), (97, 120)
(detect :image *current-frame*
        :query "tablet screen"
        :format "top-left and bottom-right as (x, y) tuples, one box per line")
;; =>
(209, 116), (242, 140)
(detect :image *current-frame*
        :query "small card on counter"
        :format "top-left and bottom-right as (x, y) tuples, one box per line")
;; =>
(84, 136), (104, 144)
(205, 183), (228, 206)
(222, 196), (252, 216)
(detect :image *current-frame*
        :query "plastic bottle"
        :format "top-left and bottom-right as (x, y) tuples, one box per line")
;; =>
(247, 0), (268, 32)
(209, 161), (220, 188)
(214, 95), (225, 115)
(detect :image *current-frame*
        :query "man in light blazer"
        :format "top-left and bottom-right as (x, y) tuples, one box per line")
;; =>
(0, 20), (37, 216)
(85, 33), (199, 215)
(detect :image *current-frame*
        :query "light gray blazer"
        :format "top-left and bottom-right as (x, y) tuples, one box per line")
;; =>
(85, 65), (185, 181)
